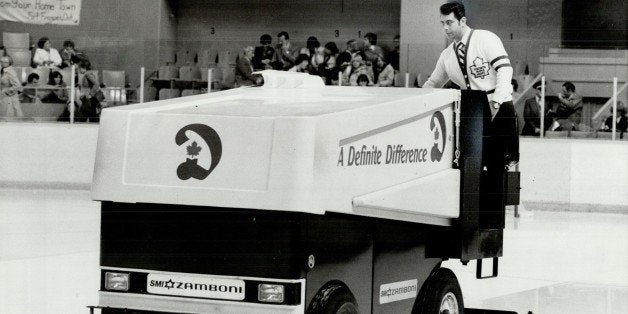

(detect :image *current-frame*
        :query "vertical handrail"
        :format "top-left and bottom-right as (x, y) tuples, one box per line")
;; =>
(612, 77), (617, 140)
(338, 71), (342, 86)
(207, 68), (213, 93)
(540, 76), (546, 138)
(405, 73), (410, 88)
(592, 81), (628, 127)
(140, 67), (145, 103)
(69, 65), (76, 124)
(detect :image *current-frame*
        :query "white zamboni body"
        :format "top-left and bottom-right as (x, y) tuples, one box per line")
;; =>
(92, 72), (460, 226)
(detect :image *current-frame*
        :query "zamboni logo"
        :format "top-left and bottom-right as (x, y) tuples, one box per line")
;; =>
(175, 124), (222, 180)
(149, 279), (242, 294)
(379, 279), (418, 304)
(147, 273), (245, 300)
(430, 111), (446, 162)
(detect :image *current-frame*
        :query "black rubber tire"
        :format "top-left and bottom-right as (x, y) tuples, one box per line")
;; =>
(308, 282), (359, 314)
(417, 268), (464, 314)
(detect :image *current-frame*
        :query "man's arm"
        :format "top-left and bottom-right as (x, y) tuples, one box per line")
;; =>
(523, 99), (539, 129)
(481, 31), (513, 104)
(559, 93), (582, 109)
(282, 45), (298, 63)
(422, 54), (448, 88)
(32, 49), (45, 66)
(3, 68), (22, 95)
(51, 49), (63, 67)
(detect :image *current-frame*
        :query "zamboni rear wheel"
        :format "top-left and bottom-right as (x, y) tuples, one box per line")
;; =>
(308, 282), (359, 314)
(416, 268), (464, 314)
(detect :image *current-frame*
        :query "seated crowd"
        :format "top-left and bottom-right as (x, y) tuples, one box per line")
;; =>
(0, 36), (103, 122)
(521, 80), (627, 138)
(236, 31), (400, 87)
(3, 33), (624, 137)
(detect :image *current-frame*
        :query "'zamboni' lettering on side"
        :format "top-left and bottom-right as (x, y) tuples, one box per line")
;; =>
(379, 279), (418, 304)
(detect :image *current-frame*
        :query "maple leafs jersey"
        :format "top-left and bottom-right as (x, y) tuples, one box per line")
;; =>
(424, 29), (513, 104)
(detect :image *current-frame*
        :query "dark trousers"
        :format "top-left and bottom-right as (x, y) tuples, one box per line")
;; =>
(482, 101), (519, 229)
(57, 97), (101, 123)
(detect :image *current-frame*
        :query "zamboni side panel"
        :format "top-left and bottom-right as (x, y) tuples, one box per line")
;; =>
(312, 90), (459, 221)
(92, 108), (320, 213)
(92, 86), (460, 224)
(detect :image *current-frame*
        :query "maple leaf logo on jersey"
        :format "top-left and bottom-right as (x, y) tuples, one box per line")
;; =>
(469, 57), (490, 79)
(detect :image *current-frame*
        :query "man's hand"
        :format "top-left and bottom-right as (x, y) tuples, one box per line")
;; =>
(489, 101), (500, 120)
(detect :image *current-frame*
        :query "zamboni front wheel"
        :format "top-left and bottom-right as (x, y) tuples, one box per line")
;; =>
(417, 268), (464, 314)
(308, 282), (359, 314)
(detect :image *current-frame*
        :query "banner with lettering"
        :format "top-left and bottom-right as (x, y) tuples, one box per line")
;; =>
(0, 0), (81, 25)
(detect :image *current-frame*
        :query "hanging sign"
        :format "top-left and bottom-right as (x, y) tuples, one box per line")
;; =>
(0, 0), (82, 25)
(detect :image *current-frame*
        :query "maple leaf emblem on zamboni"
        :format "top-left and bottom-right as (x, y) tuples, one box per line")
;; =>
(469, 57), (490, 79)
(187, 141), (202, 157)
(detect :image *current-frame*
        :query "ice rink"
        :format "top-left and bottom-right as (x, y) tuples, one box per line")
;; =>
(0, 188), (626, 314)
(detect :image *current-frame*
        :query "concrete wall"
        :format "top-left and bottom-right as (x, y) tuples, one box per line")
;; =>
(1, 123), (626, 211)
(173, 0), (401, 66)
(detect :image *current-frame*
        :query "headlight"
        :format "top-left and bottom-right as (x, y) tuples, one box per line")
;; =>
(105, 272), (129, 291)
(258, 283), (284, 303)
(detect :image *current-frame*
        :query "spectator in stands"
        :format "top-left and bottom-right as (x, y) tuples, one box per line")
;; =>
(373, 56), (395, 87)
(556, 82), (582, 125)
(33, 37), (62, 68)
(385, 35), (400, 71)
(42, 71), (69, 103)
(522, 81), (554, 136)
(322, 42), (339, 63)
(511, 79), (520, 101)
(252, 34), (275, 71)
(273, 31), (299, 70)
(0, 55), (23, 118)
(59, 40), (88, 69)
(348, 53), (374, 86)
(337, 39), (358, 72)
(602, 101), (627, 138)
(363, 32), (384, 65)
(22, 73), (41, 103)
(288, 54), (310, 73)
(321, 56), (339, 85)
(301, 36), (320, 57)
(77, 60), (103, 123)
(300, 37), (325, 75)
(235, 46), (261, 87)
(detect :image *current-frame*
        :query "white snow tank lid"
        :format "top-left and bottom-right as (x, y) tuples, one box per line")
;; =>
(255, 70), (325, 89)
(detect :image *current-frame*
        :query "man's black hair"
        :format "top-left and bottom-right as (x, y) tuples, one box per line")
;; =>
(277, 31), (290, 40)
(440, 1), (465, 20)
(364, 32), (377, 45)
(78, 59), (91, 70)
(260, 34), (272, 45)
(563, 81), (576, 92)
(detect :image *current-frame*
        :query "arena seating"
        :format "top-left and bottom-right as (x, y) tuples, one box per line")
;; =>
(2, 32), (31, 67)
